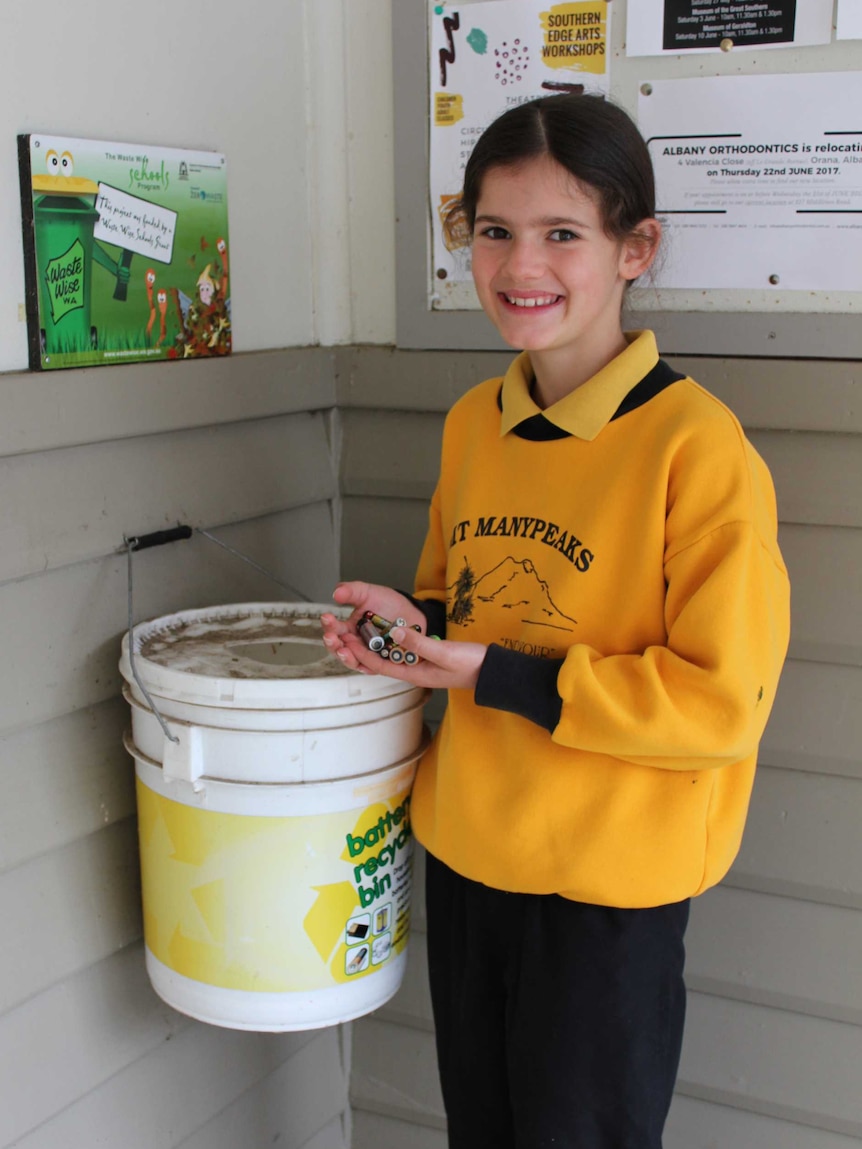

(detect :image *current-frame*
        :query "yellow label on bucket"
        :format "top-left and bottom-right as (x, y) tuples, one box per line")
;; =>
(136, 779), (413, 993)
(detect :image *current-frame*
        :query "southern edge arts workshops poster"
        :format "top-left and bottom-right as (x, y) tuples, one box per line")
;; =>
(429, 0), (611, 293)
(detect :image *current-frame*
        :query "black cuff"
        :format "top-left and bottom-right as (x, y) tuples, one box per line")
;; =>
(398, 590), (447, 639)
(474, 644), (564, 733)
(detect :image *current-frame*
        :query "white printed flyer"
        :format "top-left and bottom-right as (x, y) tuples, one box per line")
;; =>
(637, 72), (862, 290)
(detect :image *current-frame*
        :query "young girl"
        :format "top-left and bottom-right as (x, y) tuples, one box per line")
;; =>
(322, 94), (790, 1149)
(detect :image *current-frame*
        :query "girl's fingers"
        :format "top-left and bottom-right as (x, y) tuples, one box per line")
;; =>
(368, 628), (487, 691)
(332, 581), (371, 609)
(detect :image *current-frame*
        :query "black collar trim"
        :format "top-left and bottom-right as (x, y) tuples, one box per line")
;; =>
(500, 359), (686, 441)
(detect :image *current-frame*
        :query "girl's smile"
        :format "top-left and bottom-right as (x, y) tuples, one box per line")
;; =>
(500, 292), (563, 309)
(470, 155), (658, 403)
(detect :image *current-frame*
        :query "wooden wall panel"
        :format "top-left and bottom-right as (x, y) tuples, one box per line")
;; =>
(339, 410), (441, 502)
(779, 524), (862, 666)
(0, 698), (132, 874)
(681, 994), (862, 1137)
(0, 504), (338, 739)
(0, 412), (336, 584)
(350, 1017), (442, 1125)
(671, 358), (862, 436)
(299, 1118), (350, 1149)
(686, 886), (862, 1023)
(750, 432), (861, 528)
(340, 496), (430, 592)
(352, 1111), (446, 1149)
(0, 821), (140, 1017)
(761, 660), (862, 779)
(665, 1096), (862, 1149)
(0, 946), (186, 1146)
(1, 350), (335, 458)
(10, 1010), (316, 1149)
(733, 766), (862, 908)
(130, 1033), (345, 1149)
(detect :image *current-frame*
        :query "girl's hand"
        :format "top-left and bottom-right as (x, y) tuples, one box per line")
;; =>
(320, 582), (486, 690)
(320, 582), (426, 663)
(336, 624), (487, 692)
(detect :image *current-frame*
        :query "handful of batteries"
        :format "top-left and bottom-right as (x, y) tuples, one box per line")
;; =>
(358, 612), (422, 665)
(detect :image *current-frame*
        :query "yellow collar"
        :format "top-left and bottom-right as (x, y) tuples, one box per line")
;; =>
(499, 331), (660, 442)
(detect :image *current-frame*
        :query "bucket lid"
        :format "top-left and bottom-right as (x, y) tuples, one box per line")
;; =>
(119, 602), (422, 709)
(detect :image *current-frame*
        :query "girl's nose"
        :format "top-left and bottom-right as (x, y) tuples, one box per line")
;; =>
(503, 238), (545, 279)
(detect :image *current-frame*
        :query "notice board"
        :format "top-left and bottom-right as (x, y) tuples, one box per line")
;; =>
(394, 0), (862, 357)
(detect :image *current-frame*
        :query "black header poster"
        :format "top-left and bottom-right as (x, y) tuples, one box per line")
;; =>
(663, 1), (796, 50)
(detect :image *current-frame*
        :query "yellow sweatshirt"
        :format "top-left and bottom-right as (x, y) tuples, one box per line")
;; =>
(410, 331), (790, 908)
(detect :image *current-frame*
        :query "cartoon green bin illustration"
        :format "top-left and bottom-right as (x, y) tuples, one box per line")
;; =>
(30, 157), (131, 359)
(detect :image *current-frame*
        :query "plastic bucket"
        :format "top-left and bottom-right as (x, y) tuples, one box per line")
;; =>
(120, 602), (428, 1031)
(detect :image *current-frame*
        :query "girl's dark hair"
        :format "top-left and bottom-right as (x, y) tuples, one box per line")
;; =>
(443, 94), (656, 249)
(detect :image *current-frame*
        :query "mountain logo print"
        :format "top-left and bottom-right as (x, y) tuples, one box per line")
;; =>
(448, 555), (577, 631)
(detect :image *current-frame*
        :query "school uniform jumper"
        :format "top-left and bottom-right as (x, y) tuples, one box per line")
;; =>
(408, 330), (791, 1149)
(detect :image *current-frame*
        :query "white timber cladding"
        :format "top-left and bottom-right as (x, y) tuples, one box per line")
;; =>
(337, 347), (862, 1148)
(0, 350), (347, 1149)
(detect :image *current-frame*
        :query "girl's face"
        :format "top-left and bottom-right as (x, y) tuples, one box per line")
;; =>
(470, 156), (656, 364)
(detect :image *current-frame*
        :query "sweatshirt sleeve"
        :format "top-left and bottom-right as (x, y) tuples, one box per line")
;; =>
(476, 519), (789, 769)
(549, 518), (790, 770)
(475, 644), (564, 731)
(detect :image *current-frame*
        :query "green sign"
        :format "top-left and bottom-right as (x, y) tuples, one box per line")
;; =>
(44, 238), (86, 325)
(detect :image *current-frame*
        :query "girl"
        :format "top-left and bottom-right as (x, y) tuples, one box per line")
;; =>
(322, 94), (790, 1149)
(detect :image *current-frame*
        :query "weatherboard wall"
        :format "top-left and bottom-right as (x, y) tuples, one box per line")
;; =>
(0, 348), (352, 1149)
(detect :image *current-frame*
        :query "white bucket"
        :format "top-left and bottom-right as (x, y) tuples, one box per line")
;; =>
(120, 602), (428, 1032)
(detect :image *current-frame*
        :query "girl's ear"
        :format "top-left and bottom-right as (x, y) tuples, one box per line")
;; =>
(620, 218), (662, 282)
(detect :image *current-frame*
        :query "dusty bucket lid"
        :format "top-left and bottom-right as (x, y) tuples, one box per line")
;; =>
(119, 602), (420, 710)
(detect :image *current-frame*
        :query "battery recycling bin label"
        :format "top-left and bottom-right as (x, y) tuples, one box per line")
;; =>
(136, 779), (413, 992)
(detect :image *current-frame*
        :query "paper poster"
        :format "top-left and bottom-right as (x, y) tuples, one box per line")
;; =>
(627, 0), (832, 56)
(836, 0), (862, 39)
(637, 72), (862, 290)
(429, 0), (611, 289)
(18, 134), (230, 371)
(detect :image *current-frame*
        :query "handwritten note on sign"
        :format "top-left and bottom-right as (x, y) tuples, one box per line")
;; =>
(94, 183), (177, 263)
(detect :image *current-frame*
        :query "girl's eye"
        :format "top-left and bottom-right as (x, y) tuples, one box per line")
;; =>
(477, 225), (511, 240)
(549, 229), (578, 242)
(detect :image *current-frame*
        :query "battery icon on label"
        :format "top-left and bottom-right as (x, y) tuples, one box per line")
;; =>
(346, 946), (369, 975)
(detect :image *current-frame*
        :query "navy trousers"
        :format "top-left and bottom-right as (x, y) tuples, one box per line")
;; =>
(425, 852), (690, 1149)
